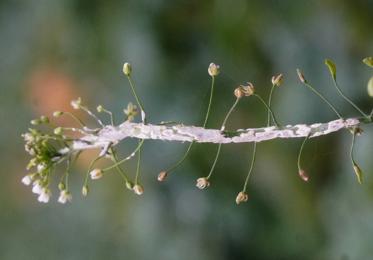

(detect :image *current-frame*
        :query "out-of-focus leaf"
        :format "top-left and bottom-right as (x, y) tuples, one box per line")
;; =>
(325, 59), (337, 80)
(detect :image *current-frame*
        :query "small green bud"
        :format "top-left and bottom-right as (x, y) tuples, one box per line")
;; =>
(30, 119), (41, 125)
(125, 181), (134, 190)
(58, 182), (66, 191)
(325, 59), (337, 80)
(96, 105), (104, 113)
(363, 57), (373, 68)
(54, 127), (63, 135)
(53, 111), (64, 117)
(352, 162), (363, 184)
(40, 116), (49, 124)
(367, 76), (373, 97)
(123, 62), (132, 76)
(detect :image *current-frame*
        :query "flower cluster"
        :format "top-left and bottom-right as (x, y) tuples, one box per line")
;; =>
(22, 124), (70, 203)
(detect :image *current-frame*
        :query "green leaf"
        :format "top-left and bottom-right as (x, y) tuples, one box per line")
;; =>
(363, 57), (373, 68)
(324, 59), (337, 80)
(368, 76), (373, 97)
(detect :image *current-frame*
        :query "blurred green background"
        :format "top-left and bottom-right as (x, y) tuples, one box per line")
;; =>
(1, 0), (373, 259)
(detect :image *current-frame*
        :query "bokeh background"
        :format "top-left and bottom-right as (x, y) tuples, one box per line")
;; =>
(1, 0), (373, 259)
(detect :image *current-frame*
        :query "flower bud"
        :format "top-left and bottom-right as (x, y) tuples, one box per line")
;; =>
(54, 127), (63, 135)
(71, 98), (81, 109)
(363, 57), (373, 68)
(208, 63), (220, 77)
(298, 169), (309, 182)
(96, 105), (104, 113)
(123, 62), (132, 76)
(40, 115), (49, 124)
(296, 69), (307, 83)
(53, 111), (64, 117)
(58, 182), (66, 191)
(196, 177), (210, 189)
(271, 74), (283, 87)
(133, 184), (144, 195)
(125, 181), (134, 190)
(89, 168), (103, 180)
(82, 185), (89, 196)
(30, 119), (41, 125)
(235, 191), (248, 205)
(157, 171), (167, 182)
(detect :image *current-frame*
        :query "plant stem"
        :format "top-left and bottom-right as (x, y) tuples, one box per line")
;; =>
(243, 142), (257, 191)
(303, 82), (343, 119)
(254, 94), (280, 127)
(103, 140), (144, 171)
(297, 135), (309, 171)
(331, 79), (368, 118)
(267, 84), (276, 127)
(127, 76), (146, 123)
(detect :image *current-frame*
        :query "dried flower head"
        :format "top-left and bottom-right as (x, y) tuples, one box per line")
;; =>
(296, 69), (307, 83)
(133, 184), (144, 195)
(208, 63), (220, 77)
(234, 83), (255, 98)
(157, 171), (167, 182)
(235, 191), (248, 205)
(298, 169), (309, 182)
(89, 168), (103, 180)
(271, 74), (283, 87)
(196, 177), (210, 189)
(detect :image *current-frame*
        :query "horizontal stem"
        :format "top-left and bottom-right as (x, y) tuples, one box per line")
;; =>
(70, 118), (364, 152)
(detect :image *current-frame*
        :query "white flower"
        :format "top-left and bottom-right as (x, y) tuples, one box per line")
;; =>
(71, 97), (81, 109)
(37, 163), (47, 173)
(89, 168), (103, 180)
(32, 180), (43, 194)
(37, 188), (51, 203)
(21, 175), (32, 186)
(58, 190), (72, 204)
(23, 133), (34, 143)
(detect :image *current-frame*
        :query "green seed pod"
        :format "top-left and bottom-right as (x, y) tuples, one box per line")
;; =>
(353, 162), (363, 184)
(325, 59), (337, 80)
